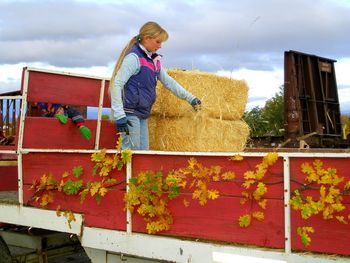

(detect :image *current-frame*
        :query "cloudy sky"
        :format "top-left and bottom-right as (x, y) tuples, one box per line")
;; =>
(1, 0), (350, 113)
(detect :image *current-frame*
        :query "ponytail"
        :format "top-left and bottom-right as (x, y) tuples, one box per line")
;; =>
(109, 21), (168, 120)
(109, 36), (138, 94)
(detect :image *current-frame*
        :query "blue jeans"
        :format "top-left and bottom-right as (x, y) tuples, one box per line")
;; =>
(120, 114), (149, 150)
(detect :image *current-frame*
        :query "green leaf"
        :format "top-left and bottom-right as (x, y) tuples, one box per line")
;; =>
(168, 186), (180, 199)
(129, 177), (138, 184)
(95, 194), (101, 204)
(63, 180), (83, 195)
(151, 185), (159, 193)
(73, 166), (83, 178)
(239, 214), (251, 228)
(92, 165), (98, 176)
(79, 189), (88, 204)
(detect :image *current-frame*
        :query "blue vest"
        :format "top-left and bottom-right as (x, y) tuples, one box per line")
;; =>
(123, 44), (161, 119)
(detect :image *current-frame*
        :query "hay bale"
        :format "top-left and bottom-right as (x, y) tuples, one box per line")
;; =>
(152, 69), (248, 120)
(149, 113), (250, 152)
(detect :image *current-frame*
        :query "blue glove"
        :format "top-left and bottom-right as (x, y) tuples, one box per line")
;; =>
(116, 117), (132, 135)
(191, 97), (202, 111)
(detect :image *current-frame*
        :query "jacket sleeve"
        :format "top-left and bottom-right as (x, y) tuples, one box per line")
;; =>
(110, 53), (140, 120)
(158, 68), (195, 103)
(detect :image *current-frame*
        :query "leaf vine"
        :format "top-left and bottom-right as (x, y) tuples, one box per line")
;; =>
(290, 159), (350, 246)
(29, 137), (132, 227)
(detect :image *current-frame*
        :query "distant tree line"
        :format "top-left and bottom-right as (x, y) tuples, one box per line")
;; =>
(243, 86), (350, 142)
(243, 86), (284, 137)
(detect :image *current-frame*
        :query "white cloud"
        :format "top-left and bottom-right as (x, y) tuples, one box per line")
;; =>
(217, 68), (284, 109)
(336, 58), (350, 85)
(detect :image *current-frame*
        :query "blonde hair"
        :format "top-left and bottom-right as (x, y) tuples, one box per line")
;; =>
(109, 21), (169, 93)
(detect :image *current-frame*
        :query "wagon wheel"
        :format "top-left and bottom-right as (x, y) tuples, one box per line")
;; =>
(0, 236), (12, 263)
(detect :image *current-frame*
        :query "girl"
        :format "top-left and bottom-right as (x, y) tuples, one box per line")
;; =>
(110, 21), (201, 150)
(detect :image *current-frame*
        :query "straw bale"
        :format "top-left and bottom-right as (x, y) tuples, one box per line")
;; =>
(149, 113), (250, 152)
(152, 69), (248, 120)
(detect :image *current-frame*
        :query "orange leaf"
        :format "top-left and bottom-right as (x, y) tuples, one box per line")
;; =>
(183, 198), (190, 207)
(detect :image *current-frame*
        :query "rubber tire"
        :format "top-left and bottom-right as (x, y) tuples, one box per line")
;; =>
(0, 236), (12, 263)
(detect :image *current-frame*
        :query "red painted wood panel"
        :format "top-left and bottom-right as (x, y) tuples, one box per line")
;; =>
(23, 117), (95, 149)
(22, 152), (127, 230)
(133, 197), (285, 248)
(132, 154), (284, 199)
(102, 80), (111, 108)
(130, 154), (285, 248)
(0, 166), (17, 191)
(23, 187), (126, 230)
(99, 120), (118, 149)
(26, 70), (102, 107)
(20, 151), (350, 255)
(22, 117), (117, 149)
(290, 157), (350, 255)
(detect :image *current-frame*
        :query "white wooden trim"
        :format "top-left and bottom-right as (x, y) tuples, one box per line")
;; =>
(94, 79), (105, 150)
(17, 153), (23, 204)
(81, 227), (350, 263)
(81, 227), (286, 263)
(126, 160), (132, 234)
(25, 67), (110, 81)
(16, 70), (29, 205)
(0, 150), (17, 154)
(17, 148), (350, 158)
(283, 156), (291, 254)
(0, 204), (83, 235)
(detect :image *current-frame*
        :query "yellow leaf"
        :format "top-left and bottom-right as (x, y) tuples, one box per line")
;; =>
(239, 214), (251, 228)
(67, 211), (76, 223)
(243, 171), (255, 180)
(253, 182), (267, 200)
(297, 226), (314, 247)
(336, 216), (348, 224)
(230, 155), (243, 161)
(39, 174), (48, 186)
(56, 205), (61, 217)
(62, 171), (69, 178)
(313, 159), (323, 171)
(212, 175), (220, 182)
(331, 203), (345, 212)
(242, 179), (255, 189)
(258, 199), (267, 209)
(192, 189), (202, 200)
(40, 192), (54, 207)
(222, 171), (236, 180)
(99, 187), (108, 197)
(188, 158), (197, 168)
(104, 178), (117, 186)
(183, 198), (190, 207)
(306, 172), (319, 183)
(241, 191), (250, 198)
(301, 162), (314, 175)
(252, 211), (264, 221)
(91, 149), (106, 162)
(211, 165), (222, 175)
(344, 181), (350, 190)
(179, 180), (187, 188)
(263, 152), (278, 166)
(57, 180), (65, 192)
(90, 182), (101, 196)
(207, 189), (219, 200)
(121, 148), (133, 162)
